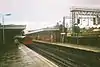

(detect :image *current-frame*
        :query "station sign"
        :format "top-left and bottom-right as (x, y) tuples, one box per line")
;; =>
(60, 33), (66, 35)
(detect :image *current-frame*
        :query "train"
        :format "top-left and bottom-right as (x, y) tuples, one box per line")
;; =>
(14, 35), (33, 45)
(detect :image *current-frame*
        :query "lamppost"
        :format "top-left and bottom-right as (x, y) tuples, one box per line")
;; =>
(60, 16), (66, 43)
(2, 13), (11, 45)
(61, 16), (70, 43)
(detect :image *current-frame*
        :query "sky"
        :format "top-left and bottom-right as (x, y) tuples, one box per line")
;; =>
(0, 0), (100, 30)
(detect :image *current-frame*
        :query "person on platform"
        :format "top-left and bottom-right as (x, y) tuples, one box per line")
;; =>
(14, 38), (21, 49)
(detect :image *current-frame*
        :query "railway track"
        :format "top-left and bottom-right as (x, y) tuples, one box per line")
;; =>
(26, 43), (100, 67)
(27, 44), (78, 67)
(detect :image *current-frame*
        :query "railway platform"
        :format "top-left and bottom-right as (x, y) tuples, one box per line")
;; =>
(33, 40), (100, 53)
(0, 44), (58, 67)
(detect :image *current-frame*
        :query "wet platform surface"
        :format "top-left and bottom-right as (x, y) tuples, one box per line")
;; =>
(0, 44), (58, 67)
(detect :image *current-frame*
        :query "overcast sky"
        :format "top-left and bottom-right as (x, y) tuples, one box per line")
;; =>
(0, 0), (100, 30)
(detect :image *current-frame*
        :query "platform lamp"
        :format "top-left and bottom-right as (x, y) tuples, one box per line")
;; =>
(2, 13), (11, 45)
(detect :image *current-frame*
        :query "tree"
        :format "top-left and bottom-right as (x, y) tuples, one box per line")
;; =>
(72, 25), (80, 33)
